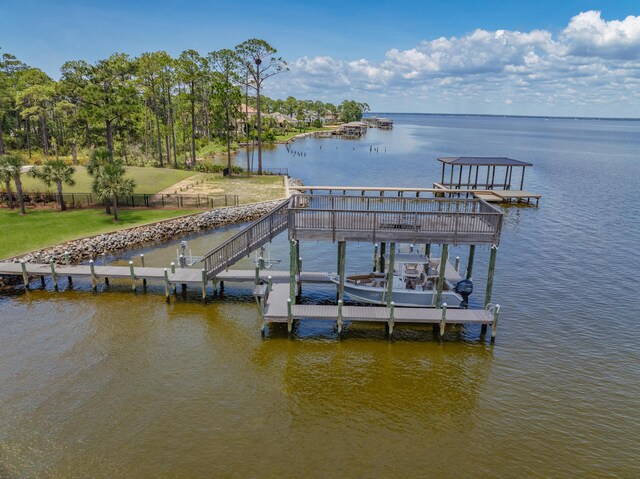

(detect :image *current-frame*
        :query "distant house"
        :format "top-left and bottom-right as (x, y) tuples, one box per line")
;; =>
(323, 111), (338, 124)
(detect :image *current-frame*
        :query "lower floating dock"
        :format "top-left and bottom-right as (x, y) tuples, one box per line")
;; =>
(261, 284), (499, 339)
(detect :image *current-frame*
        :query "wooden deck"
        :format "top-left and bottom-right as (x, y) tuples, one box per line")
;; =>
(0, 261), (332, 287)
(263, 284), (495, 326)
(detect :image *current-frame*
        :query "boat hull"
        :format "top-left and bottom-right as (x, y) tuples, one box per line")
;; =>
(342, 283), (464, 308)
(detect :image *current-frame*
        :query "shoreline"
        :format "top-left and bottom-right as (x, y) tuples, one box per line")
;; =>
(0, 199), (284, 289)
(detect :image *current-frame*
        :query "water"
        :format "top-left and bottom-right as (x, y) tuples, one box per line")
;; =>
(2, 115), (640, 477)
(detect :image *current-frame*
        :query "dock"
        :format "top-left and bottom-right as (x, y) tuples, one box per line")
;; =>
(3, 187), (508, 342)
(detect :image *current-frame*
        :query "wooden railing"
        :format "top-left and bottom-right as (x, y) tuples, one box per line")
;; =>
(202, 199), (290, 278)
(289, 194), (503, 245)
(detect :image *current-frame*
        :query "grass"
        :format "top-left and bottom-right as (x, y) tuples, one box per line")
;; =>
(0, 208), (200, 259)
(9, 167), (197, 194)
(158, 173), (286, 203)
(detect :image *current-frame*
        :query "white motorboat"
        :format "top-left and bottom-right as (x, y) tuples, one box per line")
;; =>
(328, 247), (472, 308)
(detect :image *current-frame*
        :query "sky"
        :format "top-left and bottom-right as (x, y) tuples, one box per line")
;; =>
(1, 0), (639, 117)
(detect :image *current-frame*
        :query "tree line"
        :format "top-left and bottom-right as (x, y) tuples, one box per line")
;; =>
(0, 39), (370, 176)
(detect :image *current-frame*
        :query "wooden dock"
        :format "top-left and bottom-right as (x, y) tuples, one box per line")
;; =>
(260, 283), (499, 338)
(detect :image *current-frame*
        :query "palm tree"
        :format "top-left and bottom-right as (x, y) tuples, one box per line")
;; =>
(93, 162), (135, 221)
(3, 154), (26, 214)
(0, 157), (15, 209)
(29, 159), (76, 211)
(87, 148), (115, 214)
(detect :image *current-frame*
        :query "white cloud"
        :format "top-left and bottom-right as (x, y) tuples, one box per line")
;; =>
(267, 11), (640, 116)
(562, 11), (640, 59)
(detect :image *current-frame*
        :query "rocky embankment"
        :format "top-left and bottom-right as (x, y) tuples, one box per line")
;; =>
(5, 200), (284, 270)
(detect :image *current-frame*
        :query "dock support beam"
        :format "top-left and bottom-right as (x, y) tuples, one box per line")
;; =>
(436, 244), (448, 308)
(140, 254), (146, 286)
(386, 243), (396, 307)
(287, 298), (292, 333)
(379, 243), (386, 273)
(65, 251), (72, 284)
(373, 244), (378, 272)
(491, 304), (500, 343)
(20, 260), (29, 288)
(388, 301), (395, 337)
(482, 245), (498, 334)
(163, 268), (170, 302)
(455, 256), (460, 272)
(129, 261), (136, 292)
(289, 240), (297, 304)
(337, 299), (343, 335)
(50, 259), (58, 291)
(466, 245), (475, 279)
(201, 269), (207, 301)
(440, 303), (447, 338)
(337, 241), (346, 303)
(89, 259), (97, 291)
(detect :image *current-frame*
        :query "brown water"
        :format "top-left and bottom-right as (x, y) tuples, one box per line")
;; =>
(2, 115), (640, 477)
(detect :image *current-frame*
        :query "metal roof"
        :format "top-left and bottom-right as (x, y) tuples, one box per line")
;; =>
(437, 157), (533, 167)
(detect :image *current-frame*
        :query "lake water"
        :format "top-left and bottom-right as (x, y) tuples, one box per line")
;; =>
(2, 114), (640, 477)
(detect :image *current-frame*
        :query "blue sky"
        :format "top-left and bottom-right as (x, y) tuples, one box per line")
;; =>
(1, 0), (639, 117)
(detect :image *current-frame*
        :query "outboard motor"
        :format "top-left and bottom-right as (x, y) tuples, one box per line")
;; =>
(454, 279), (473, 308)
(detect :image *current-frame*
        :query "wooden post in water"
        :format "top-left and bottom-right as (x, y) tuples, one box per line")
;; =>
(436, 244), (448, 308)
(50, 259), (58, 291)
(388, 301), (395, 337)
(163, 268), (170, 302)
(201, 269), (207, 301)
(337, 299), (343, 335)
(20, 260), (29, 288)
(170, 262), (177, 295)
(268, 275), (272, 292)
(64, 251), (72, 285)
(482, 245), (498, 334)
(287, 298), (292, 333)
(89, 259), (97, 291)
(386, 243), (396, 307)
(255, 263), (260, 285)
(140, 254), (146, 287)
(379, 243), (386, 273)
(373, 244), (378, 272)
(337, 241), (346, 303)
(455, 256), (460, 272)
(440, 303), (447, 338)
(466, 245), (475, 279)
(491, 304), (500, 343)
(129, 261), (136, 292)
(289, 240), (297, 304)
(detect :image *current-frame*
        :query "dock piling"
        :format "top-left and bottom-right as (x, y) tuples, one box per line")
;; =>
(386, 243), (396, 307)
(89, 259), (97, 291)
(49, 259), (58, 291)
(483, 245), (498, 334)
(491, 304), (500, 343)
(436, 244), (448, 307)
(201, 269), (207, 301)
(287, 298), (292, 333)
(129, 261), (136, 291)
(140, 254), (146, 286)
(455, 256), (460, 272)
(337, 299), (343, 334)
(64, 251), (72, 284)
(466, 245), (475, 279)
(440, 303), (447, 337)
(20, 260), (29, 288)
(373, 244), (378, 272)
(388, 301), (395, 337)
(163, 268), (170, 302)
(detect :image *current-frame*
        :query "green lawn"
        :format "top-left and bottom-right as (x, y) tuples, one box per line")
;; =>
(10, 167), (196, 194)
(0, 208), (200, 259)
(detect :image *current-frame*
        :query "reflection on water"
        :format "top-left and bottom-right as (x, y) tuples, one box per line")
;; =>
(1, 115), (640, 477)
